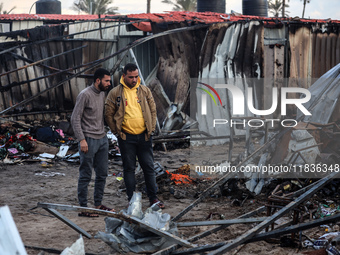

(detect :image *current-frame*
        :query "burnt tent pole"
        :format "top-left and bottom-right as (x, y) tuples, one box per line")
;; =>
(0, 45), (87, 77)
(98, 14), (103, 39)
(0, 65), (90, 92)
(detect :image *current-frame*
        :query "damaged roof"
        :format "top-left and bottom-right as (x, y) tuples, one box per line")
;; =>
(0, 13), (104, 21)
(1, 12), (339, 32)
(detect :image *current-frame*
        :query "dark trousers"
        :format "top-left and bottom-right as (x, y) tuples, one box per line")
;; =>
(118, 133), (157, 202)
(78, 136), (108, 207)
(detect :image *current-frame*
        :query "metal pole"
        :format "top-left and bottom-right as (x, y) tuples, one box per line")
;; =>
(0, 45), (86, 77)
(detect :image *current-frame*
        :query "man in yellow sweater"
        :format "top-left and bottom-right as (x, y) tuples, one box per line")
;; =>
(105, 63), (164, 209)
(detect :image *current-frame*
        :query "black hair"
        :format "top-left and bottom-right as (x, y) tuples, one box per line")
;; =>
(123, 63), (138, 74)
(94, 68), (110, 81)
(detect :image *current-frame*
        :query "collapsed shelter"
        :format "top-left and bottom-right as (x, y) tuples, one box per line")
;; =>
(2, 10), (340, 255)
(0, 12), (340, 135)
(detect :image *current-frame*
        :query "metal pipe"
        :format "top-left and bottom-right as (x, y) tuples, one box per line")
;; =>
(0, 45), (87, 77)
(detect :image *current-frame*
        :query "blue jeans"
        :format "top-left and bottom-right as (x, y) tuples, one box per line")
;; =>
(118, 133), (157, 202)
(78, 136), (108, 207)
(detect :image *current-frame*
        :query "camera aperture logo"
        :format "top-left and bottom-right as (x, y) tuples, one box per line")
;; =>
(196, 82), (312, 128)
(197, 82), (223, 114)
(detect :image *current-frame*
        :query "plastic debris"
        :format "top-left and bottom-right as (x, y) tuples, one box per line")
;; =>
(56, 145), (69, 158)
(60, 236), (85, 255)
(316, 204), (340, 218)
(95, 192), (177, 254)
(35, 171), (65, 177)
(313, 232), (340, 253)
(38, 153), (55, 159)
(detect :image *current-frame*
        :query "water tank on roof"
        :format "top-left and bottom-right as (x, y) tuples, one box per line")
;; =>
(242, 0), (268, 17)
(197, 0), (226, 13)
(36, 0), (61, 14)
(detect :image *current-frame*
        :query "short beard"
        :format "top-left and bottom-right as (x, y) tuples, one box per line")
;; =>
(98, 81), (108, 91)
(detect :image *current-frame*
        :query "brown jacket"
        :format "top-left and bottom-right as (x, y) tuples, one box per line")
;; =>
(105, 83), (157, 140)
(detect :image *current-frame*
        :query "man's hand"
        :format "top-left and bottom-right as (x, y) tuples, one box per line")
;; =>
(80, 139), (88, 153)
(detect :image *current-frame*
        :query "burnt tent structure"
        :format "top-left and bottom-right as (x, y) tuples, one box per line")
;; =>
(126, 12), (340, 142)
(0, 12), (340, 141)
(0, 14), (158, 121)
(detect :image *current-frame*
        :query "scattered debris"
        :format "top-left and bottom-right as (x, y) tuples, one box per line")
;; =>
(37, 201), (194, 248)
(96, 192), (179, 253)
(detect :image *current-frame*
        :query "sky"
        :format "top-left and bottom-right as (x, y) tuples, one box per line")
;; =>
(2, 0), (340, 20)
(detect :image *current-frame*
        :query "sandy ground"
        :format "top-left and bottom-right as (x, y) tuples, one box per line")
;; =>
(0, 144), (331, 255)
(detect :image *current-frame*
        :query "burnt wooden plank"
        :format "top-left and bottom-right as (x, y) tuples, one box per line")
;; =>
(63, 41), (76, 110)
(7, 55), (23, 108)
(36, 42), (53, 110)
(47, 40), (61, 112)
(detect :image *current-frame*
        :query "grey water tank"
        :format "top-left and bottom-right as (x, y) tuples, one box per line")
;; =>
(197, 0), (226, 13)
(36, 0), (61, 14)
(242, 0), (268, 17)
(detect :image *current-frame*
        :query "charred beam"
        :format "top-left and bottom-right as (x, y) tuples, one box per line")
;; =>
(7, 49), (91, 78)
(153, 206), (266, 255)
(37, 202), (195, 248)
(0, 45), (87, 77)
(42, 208), (92, 239)
(207, 171), (340, 255)
(172, 210), (340, 255)
(176, 217), (266, 227)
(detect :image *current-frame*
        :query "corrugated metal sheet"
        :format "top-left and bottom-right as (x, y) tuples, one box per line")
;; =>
(297, 63), (340, 124)
(0, 19), (159, 120)
(196, 21), (264, 145)
(0, 40), (115, 118)
(145, 17), (340, 143)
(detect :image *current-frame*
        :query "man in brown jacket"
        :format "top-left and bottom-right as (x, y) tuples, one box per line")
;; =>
(105, 63), (164, 209)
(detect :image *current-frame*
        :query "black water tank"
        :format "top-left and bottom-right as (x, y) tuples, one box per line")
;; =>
(197, 0), (226, 13)
(36, 0), (61, 14)
(242, 0), (268, 17)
